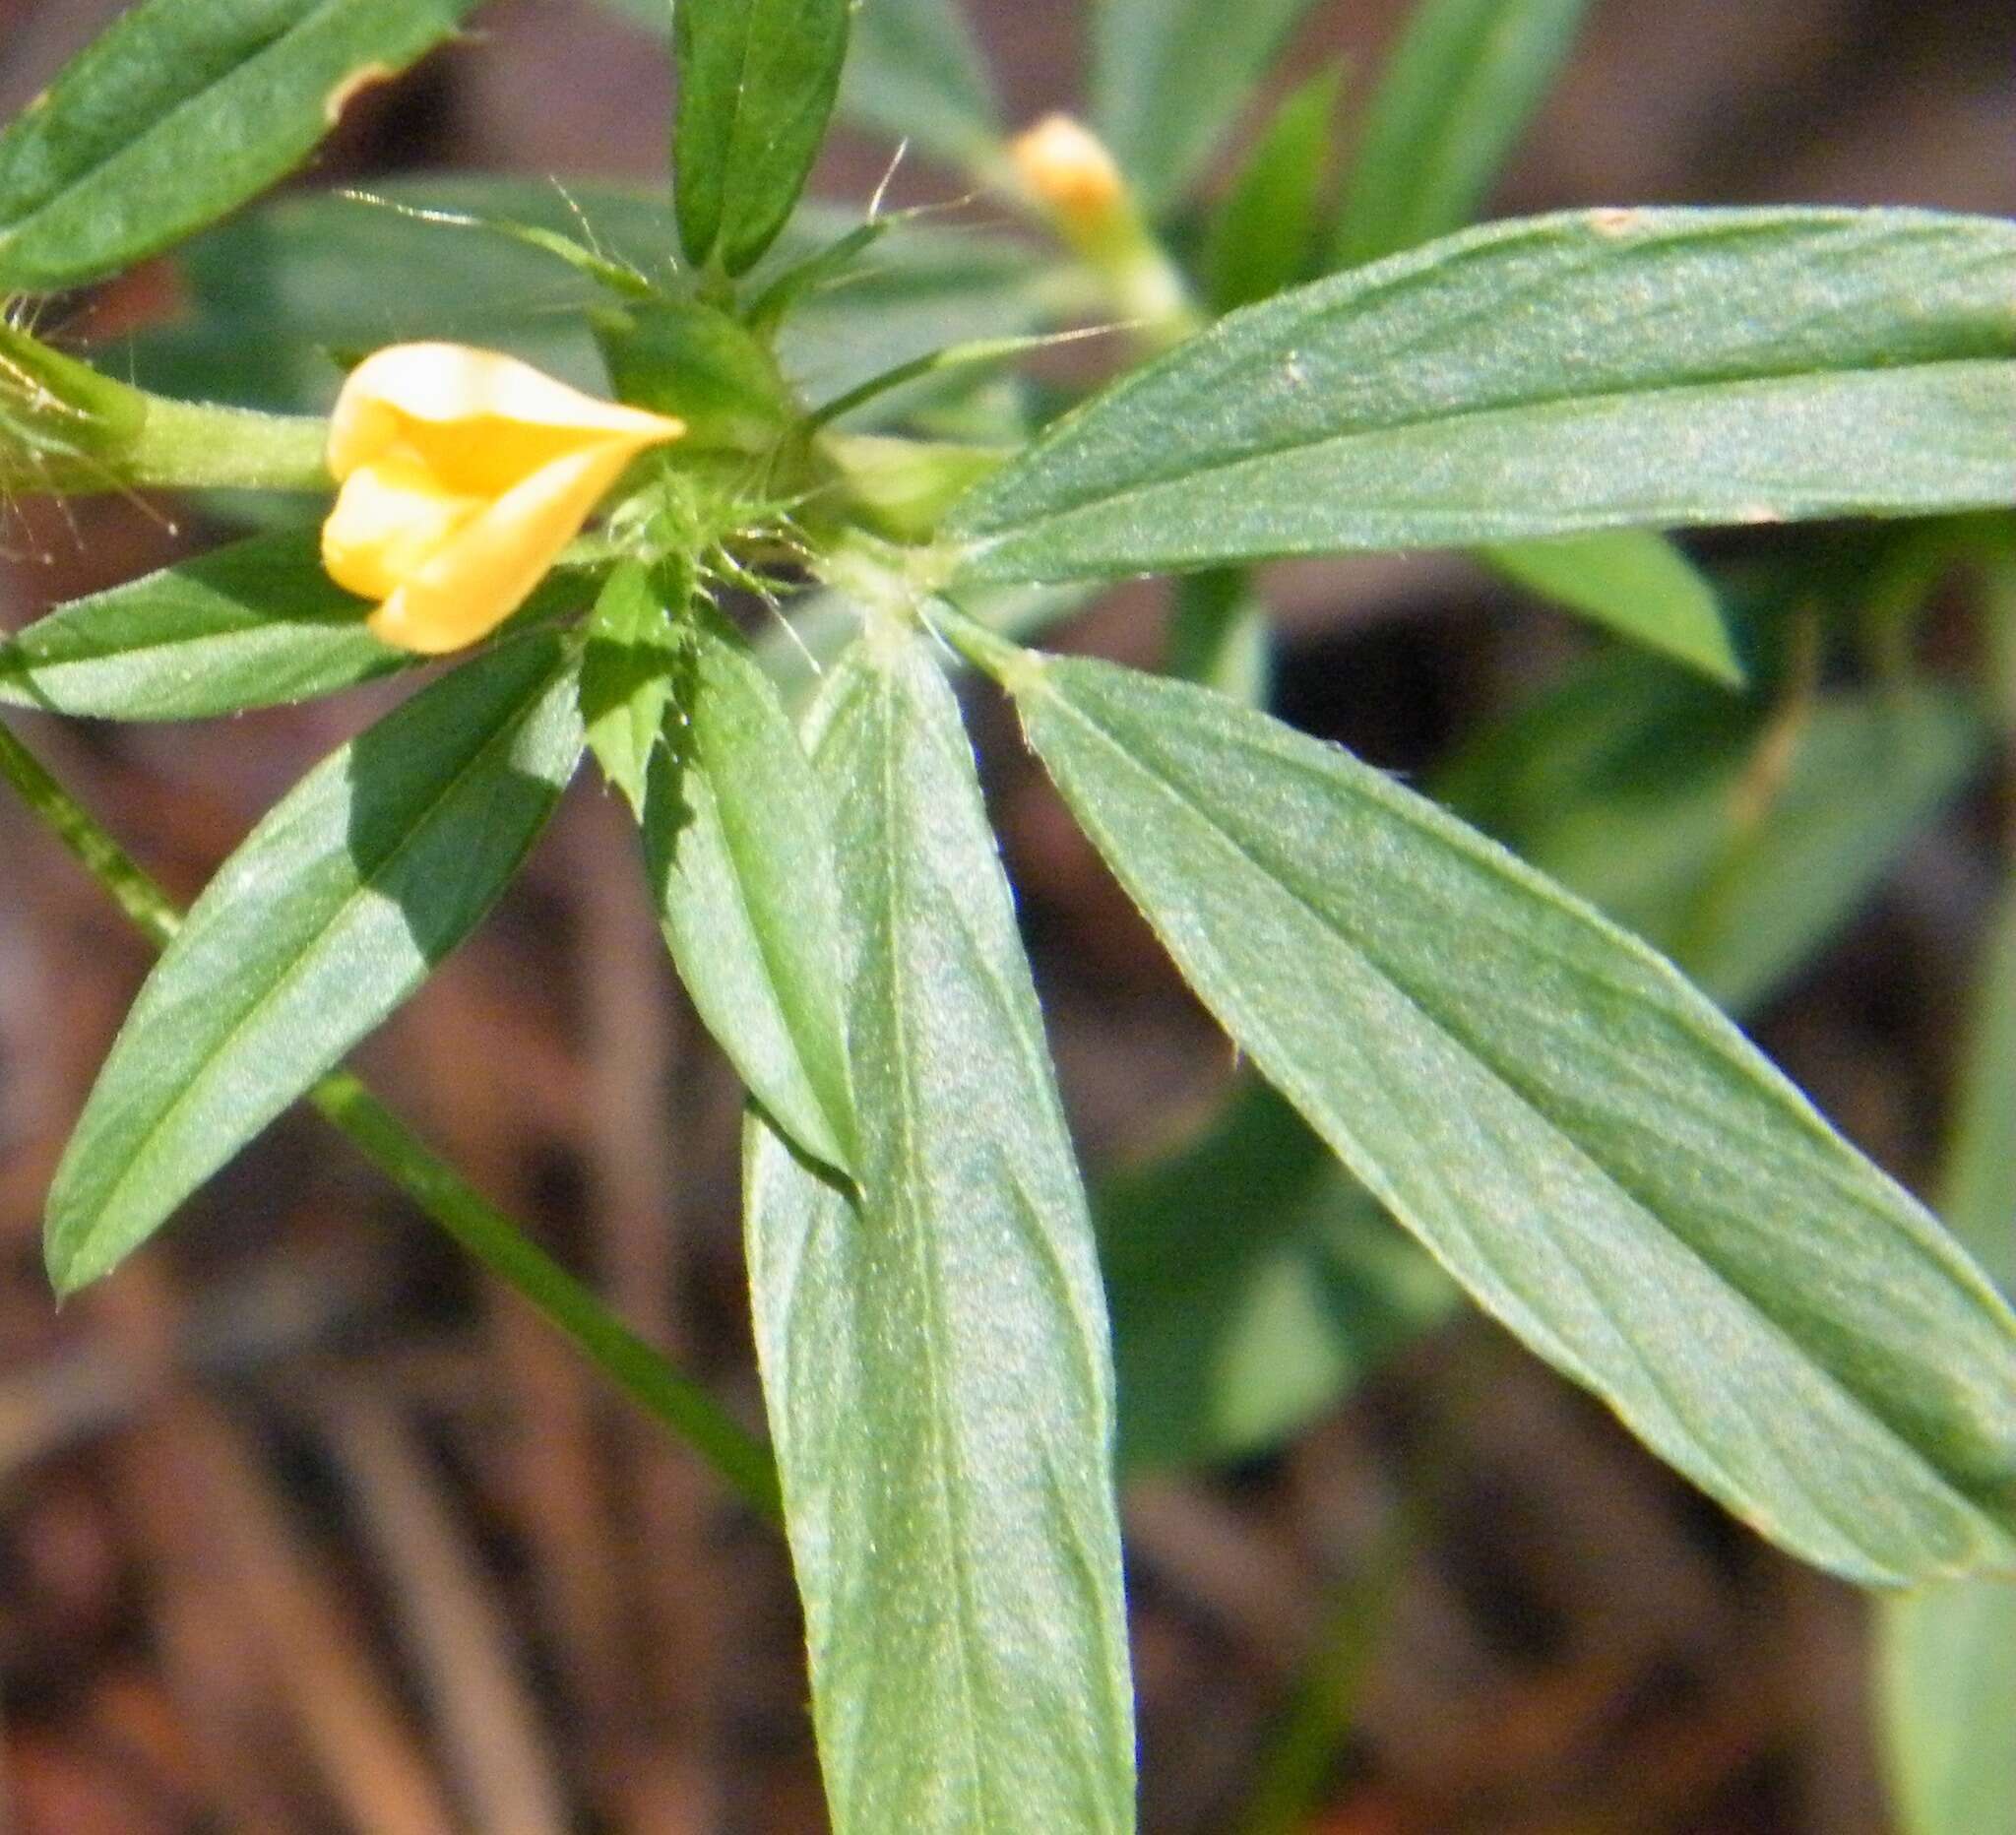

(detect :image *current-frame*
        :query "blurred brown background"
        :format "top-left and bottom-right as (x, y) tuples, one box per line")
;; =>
(2, 1), (2013, 1829)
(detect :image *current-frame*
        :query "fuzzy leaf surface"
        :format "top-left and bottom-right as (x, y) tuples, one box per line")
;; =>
(0, 0), (478, 291)
(0, 531), (408, 721)
(743, 628), (1134, 1832)
(672, 0), (850, 274)
(951, 210), (2016, 583)
(646, 607), (854, 1174)
(1003, 651), (2016, 1585)
(46, 636), (582, 1291)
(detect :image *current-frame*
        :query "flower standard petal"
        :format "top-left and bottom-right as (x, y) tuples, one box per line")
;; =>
(321, 344), (686, 655)
(329, 344), (684, 483)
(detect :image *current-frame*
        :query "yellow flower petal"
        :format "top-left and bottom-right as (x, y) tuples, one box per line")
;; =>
(366, 439), (642, 655)
(329, 344), (683, 490)
(320, 343), (685, 655)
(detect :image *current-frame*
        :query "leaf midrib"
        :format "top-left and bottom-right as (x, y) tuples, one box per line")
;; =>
(865, 666), (999, 1827)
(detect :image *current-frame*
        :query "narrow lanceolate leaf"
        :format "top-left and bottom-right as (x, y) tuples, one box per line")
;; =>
(0, 0), (479, 293)
(840, 0), (1003, 176)
(0, 531), (408, 721)
(673, 0), (850, 275)
(950, 210), (2016, 585)
(744, 628), (1134, 1832)
(579, 561), (680, 820)
(1202, 64), (1343, 316)
(1880, 890), (2016, 1834)
(1331, 0), (1594, 269)
(1090, 0), (1323, 213)
(1483, 531), (1741, 684)
(985, 646), (2016, 1586)
(645, 607), (854, 1174)
(46, 637), (583, 1293)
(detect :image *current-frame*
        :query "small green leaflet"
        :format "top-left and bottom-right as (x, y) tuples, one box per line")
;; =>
(46, 636), (584, 1293)
(1484, 531), (1742, 684)
(950, 209), (2016, 584)
(1202, 64), (1344, 315)
(0, 0), (480, 292)
(744, 628), (1135, 1832)
(672, 0), (850, 275)
(969, 638), (2016, 1586)
(644, 605), (855, 1175)
(579, 560), (681, 820)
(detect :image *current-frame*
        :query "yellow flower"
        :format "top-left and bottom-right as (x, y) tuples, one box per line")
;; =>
(322, 344), (684, 655)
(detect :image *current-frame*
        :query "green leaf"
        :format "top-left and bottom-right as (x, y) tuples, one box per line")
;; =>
(1331, 0), (1594, 269)
(1090, 0), (1324, 213)
(1101, 1078), (1457, 1470)
(840, 0), (1003, 176)
(0, 530), (410, 721)
(1935, 886), (2016, 1294)
(1879, 1579), (2016, 1835)
(1879, 890), (2016, 1834)
(1483, 531), (1742, 683)
(1164, 569), (1273, 706)
(46, 636), (583, 1293)
(743, 627), (1134, 1833)
(0, 0), (480, 293)
(981, 644), (2016, 1586)
(597, 0), (1002, 175)
(1203, 64), (1343, 315)
(645, 606), (854, 1174)
(673, 0), (851, 275)
(579, 560), (680, 821)
(949, 209), (2016, 585)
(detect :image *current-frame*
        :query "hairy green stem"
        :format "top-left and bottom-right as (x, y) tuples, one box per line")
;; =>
(125, 398), (332, 493)
(0, 718), (781, 1519)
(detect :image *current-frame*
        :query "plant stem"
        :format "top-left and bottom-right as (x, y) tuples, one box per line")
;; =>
(129, 398), (332, 493)
(308, 1072), (781, 1515)
(0, 717), (781, 1520)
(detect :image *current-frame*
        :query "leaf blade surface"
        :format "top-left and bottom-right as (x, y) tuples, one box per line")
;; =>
(951, 210), (2016, 583)
(744, 628), (1135, 1832)
(47, 635), (583, 1291)
(1005, 651), (2016, 1585)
